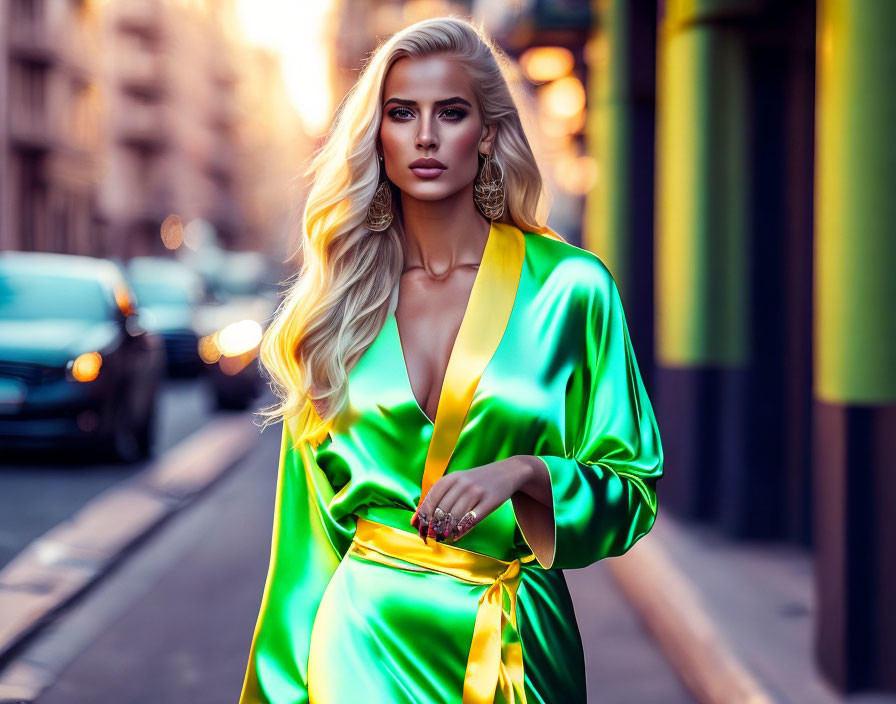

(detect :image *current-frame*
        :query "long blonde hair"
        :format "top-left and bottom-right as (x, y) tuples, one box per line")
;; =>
(257, 16), (551, 444)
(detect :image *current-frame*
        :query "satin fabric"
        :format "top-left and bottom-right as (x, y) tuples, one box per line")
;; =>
(238, 223), (664, 704)
(319, 517), (537, 704)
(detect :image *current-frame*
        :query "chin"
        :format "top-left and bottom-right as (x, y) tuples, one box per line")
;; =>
(399, 181), (465, 202)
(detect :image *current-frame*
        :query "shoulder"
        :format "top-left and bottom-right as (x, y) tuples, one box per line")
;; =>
(521, 230), (619, 303)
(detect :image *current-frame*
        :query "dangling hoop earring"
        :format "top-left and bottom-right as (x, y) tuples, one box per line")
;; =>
(366, 155), (393, 232)
(473, 151), (505, 220)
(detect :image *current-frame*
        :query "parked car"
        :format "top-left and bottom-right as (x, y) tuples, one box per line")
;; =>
(191, 250), (277, 409)
(0, 252), (165, 462)
(126, 256), (207, 378)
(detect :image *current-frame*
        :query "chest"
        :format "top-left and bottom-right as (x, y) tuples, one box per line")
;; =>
(394, 265), (479, 423)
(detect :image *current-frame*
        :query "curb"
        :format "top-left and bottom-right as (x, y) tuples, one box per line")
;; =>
(0, 413), (258, 702)
(608, 528), (776, 704)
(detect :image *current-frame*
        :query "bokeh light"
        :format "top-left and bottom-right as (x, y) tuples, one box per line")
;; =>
(160, 214), (184, 250)
(520, 46), (575, 83)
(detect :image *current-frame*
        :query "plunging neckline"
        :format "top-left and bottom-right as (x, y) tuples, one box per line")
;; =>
(390, 225), (491, 426)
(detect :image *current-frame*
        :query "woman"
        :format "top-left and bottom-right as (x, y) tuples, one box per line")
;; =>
(239, 16), (663, 704)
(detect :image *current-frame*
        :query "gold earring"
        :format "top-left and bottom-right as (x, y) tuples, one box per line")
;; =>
(366, 156), (393, 232)
(473, 151), (505, 220)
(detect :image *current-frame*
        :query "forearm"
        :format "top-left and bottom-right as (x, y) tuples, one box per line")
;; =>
(510, 454), (552, 506)
(509, 455), (555, 568)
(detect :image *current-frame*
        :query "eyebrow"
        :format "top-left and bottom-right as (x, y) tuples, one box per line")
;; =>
(383, 96), (473, 108)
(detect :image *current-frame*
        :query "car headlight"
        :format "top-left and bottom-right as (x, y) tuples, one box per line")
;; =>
(198, 320), (263, 376)
(199, 320), (263, 362)
(218, 320), (263, 356)
(67, 352), (102, 382)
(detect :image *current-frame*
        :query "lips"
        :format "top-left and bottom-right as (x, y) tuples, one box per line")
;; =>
(409, 158), (446, 169)
(409, 157), (446, 179)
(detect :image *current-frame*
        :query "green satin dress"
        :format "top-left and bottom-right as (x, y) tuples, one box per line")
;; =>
(238, 222), (664, 704)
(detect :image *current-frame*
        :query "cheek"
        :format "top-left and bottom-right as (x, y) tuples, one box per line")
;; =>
(450, 124), (482, 159)
(379, 123), (410, 180)
(448, 128), (482, 184)
(379, 122), (402, 155)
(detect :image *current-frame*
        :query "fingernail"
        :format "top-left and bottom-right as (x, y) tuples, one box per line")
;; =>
(410, 512), (418, 527)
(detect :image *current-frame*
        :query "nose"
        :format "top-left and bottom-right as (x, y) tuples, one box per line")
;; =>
(415, 112), (438, 150)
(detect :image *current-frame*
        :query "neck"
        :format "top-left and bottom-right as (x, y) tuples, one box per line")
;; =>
(398, 182), (492, 279)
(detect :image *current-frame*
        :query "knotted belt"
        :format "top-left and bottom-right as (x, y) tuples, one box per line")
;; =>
(350, 517), (536, 704)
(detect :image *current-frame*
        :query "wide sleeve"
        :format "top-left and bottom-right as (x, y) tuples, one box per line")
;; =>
(238, 418), (355, 704)
(513, 262), (664, 571)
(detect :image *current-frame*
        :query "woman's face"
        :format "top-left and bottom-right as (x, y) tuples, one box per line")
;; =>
(379, 54), (495, 203)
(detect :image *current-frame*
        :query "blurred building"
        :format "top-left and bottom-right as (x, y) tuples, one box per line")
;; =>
(0, 0), (312, 261)
(98, 0), (248, 258)
(587, 0), (894, 696)
(233, 45), (316, 262)
(0, 0), (104, 254)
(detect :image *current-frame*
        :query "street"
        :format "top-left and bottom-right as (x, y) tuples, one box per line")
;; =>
(0, 379), (218, 569)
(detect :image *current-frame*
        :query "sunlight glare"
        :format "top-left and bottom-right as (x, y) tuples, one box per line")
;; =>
(235, 0), (335, 135)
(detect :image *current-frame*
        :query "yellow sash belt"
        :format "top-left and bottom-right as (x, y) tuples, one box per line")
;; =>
(350, 517), (536, 704)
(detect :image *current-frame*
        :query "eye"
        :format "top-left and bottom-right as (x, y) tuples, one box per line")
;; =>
(441, 107), (467, 121)
(387, 107), (414, 120)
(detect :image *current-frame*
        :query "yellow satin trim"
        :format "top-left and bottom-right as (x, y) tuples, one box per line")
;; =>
(417, 221), (526, 504)
(350, 517), (536, 704)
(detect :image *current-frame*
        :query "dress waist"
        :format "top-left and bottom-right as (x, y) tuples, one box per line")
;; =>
(352, 505), (523, 561)
(350, 517), (534, 704)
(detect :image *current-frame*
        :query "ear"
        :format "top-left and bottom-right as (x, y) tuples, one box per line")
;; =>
(478, 122), (498, 156)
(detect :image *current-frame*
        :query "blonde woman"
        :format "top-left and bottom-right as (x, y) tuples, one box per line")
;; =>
(238, 16), (663, 704)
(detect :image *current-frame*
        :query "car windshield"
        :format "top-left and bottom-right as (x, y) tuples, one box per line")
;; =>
(130, 278), (197, 307)
(0, 270), (112, 321)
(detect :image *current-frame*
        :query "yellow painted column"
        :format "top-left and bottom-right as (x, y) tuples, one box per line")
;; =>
(813, 0), (896, 692)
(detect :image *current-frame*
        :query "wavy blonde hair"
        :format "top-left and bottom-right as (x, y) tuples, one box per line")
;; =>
(256, 15), (552, 445)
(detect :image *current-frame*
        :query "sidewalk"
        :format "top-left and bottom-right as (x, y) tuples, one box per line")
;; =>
(622, 510), (896, 704)
(567, 558), (695, 702)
